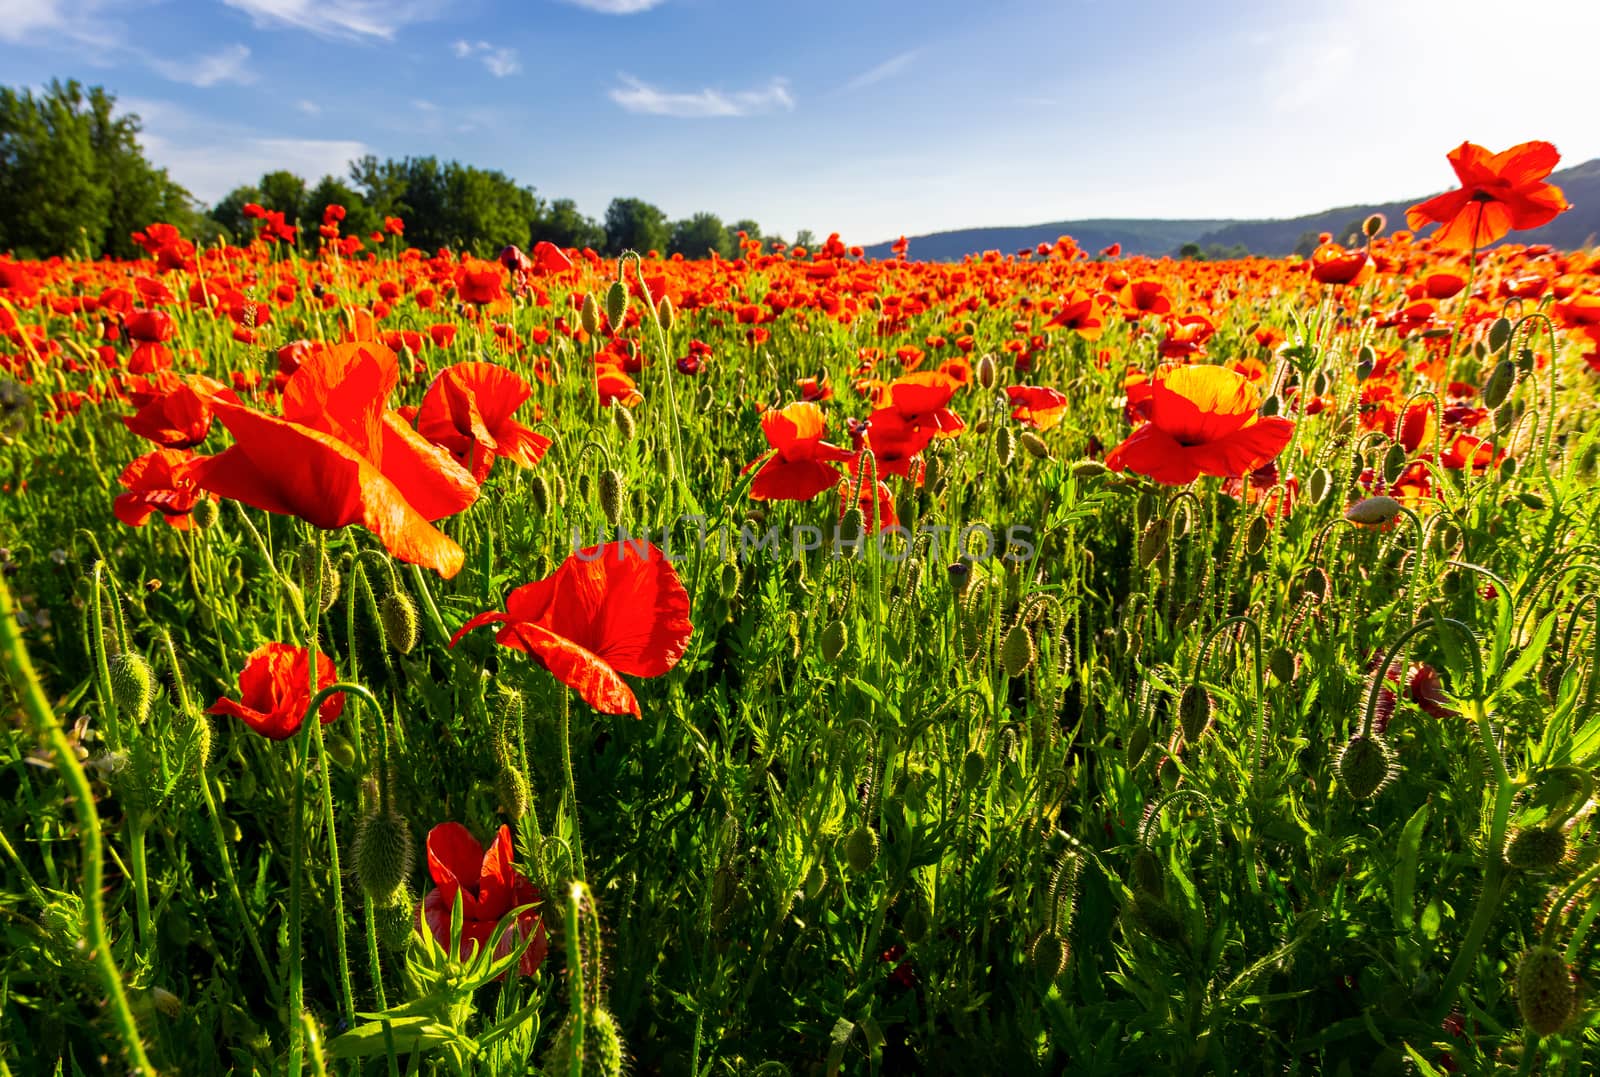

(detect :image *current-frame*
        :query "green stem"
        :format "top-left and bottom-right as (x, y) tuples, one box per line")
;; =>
(0, 575), (155, 1075)
(128, 816), (154, 959)
(558, 689), (586, 881)
(197, 760), (279, 996)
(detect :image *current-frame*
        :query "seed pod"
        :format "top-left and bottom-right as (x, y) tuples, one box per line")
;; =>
(580, 293), (601, 337)
(1337, 734), (1396, 800)
(1019, 431), (1049, 459)
(324, 734), (357, 768)
(843, 825), (879, 873)
(994, 425), (1016, 467)
(656, 295), (675, 332)
(1178, 683), (1212, 743)
(1001, 622), (1036, 678)
(1345, 495), (1402, 526)
(495, 765), (531, 821)
(1482, 359), (1515, 408)
(1517, 946), (1574, 1037)
(599, 469), (625, 527)
(1505, 826), (1566, 871)
(543, 1008), (626, 1077)
(1138, 517), (1170, 569)
(1486, 316), (1513, 354)
(379, 592), (420, 655)
(604, 280), (629, 331)
(820, 619), (848, 662)
(108, 652), (156, 724)
(190, 498), (219, 531)
(352, 806), (414, 902)
(613, 406), (636, 441)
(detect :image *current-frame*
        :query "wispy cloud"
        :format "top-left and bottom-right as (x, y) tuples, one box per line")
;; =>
(842, 50), (918, 93)
(609, 74), (794, 118)
(221, 0), (440, 41)
(452, 40), (521, 78)
(558, 0), (667, 13)
(296, 99), (322, 115)
(0, 0), (127, 50)
(150, 44), (258, 88)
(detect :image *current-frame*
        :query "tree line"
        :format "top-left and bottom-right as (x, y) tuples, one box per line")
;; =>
(1, 80), (810, 261)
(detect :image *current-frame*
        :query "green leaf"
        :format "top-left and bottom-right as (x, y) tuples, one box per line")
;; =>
(1393, 801), (1430, 934)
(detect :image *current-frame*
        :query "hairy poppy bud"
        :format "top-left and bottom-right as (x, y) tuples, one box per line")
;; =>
(1179, 683), (1212, 743)
(1128, 891), (1185, 947)
(295, 544), (340, 612)
(843, 824), (879, 873)
(580, 293), (601, 337)
(902, 899), (929, 943)
(994, 425), (1016, 467)
(1307, 467), (1331, 505)
(657, 296), (675, 332)
(961, 749), (987, 788)
(530, 475), (552, 516)
(1482, 359), (1515, 409)
(1268, 647), (1297, 684)
(1139, 517), (1170, 569)
(191, 498), (219, 531)
(599, 469), (625, 527)
(1130, 848), (1164, 896)
(353, 805), (413, 902)
(1019, 431), (1049, 459)
(1486, 316), (1513, 354)
(613, 405), (636, 441)
(1070, 460), (1107, 480)
(109, 652), (156, 724)
(1362, 213), (1386, 239)
(544, 1009), (625, 1077)
(820, 618), (848, 662)
(1337, 734), (1396, 800)
(1505, 826), (1566, 872)
(1001, 622), (1036, 678)
(604, 281), (628, 331)
(1345, 495), (1402, 526)
(1245, 514), (1269, 555)
(374, 887), (416, 950)
(1029, 931), (1069, 982)
(379, 592), (420, 655)
(975, 353), (998, 390)
(1517, 946), (1574, 1037)
(495, 765), (531, 821)
(718, 560), (740, 601)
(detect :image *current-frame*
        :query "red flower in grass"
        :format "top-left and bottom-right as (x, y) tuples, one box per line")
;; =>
(1405, 141), (1570, 251)
(191, 342), (478, 577)
(416, 362), (551, 482)
(451, 541), (692, 718)
(114, 448), (213, 529)
(206, 642), (344, 740)
(420, 823), (547, 977)
(746, 401), (857, 501)
(456, 260), (506, 305)
(1106, 365), (1293, 485)
(1006, 385), (1068, 431)
(122, 374), (234, 449)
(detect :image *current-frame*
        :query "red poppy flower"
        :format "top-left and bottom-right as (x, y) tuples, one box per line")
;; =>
(531, 241), (573, 273)
(124, 309), (173, 343)
(190, 342), (478, 577)
(746, 402), (857, 502)
(1045, 288), (1105, 338)
(451, 541), (693, 718)
(113, 449), (212, 529)
(1310, 243), (1372, 286)
(1006, 385), (1068, 431)
(416, 363), (551, 482)
(1405, 141), (1570, 251)
(1106, 365), (1294, 485)
(122, 374), (234, 449)
(419, 823), (547, 977)
(457, 260), (506, 305)
(206, 642), (344, 741)
(877, 372), (965, 439)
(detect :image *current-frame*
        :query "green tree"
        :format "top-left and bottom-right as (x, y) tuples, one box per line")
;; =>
(792, 228), (816, 250)
(0, 79), (198, 258)
(210, 185), (264, 243)
(532, 198), (604, 252)
(305, 174), (377, 248)
(604, 197), (669, 256)
(348, 155), (541, 254)
(257, 170), (307, 226)
(669, 212), (733, 259)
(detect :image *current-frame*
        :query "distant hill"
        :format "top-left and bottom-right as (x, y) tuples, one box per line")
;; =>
(864, 158), (1600, 261)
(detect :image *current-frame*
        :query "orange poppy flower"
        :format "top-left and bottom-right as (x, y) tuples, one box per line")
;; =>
(1106, 365), (1294, 485)
(747, 401), (856, 501)
(416, 363), (551, 482)
(451, 541), (692, 718)
(1405, 141), (1570, 251)
(1046, 288), (1105, 339)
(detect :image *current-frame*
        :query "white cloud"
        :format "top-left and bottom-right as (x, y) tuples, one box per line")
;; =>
(842, 51), (917, 93)
(221, 0), (440, 40)
(609, 75), (794, 118)
(452, 40), (521, 78)
(296, 99), (321, 115)
(151, 44), (258, 88)
(558, 0), (666, 13)
(0, 0), (65, 42)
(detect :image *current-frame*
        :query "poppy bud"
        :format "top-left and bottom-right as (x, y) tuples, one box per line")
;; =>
(109, 652), (156, 724)
(1345, 496), (1402, 526)
(614, 405), (636, 441)
(1505, 826), (1566, 871)
(1138, 517), (1170, 569)
(599, 469), (625, 527)
(1130, 848), (1164, 896)
(657, 296), (675, 332)
(191, 498), (219, 531)
(543, 1009), (625, 1077)
(352, 805), (414, 903)
(1245, 514), (1269, 555)
(961, 748), (987, 787)
(580, 293), (601, 337)
(843, 824), (879, 872)
(1517, 946), (1574, 1037)
(1487, 316), (1513, 354)
(902, 899), (929, 943)
(1029, 931), (1069, 983)
(1268, 648), (1297, 684)
(1126, 723), (1152, 766)
(718, 560), (740, 601)
(379, 592), (420, 655)
(1307, 467), (1331, 505)
(1382, 442), (1406, 484)
(973, 417), (991, 436)
(975, 353), (998, 390)
(994, 425), (1016, 467)
(495, 764), (531, 821)
(1070, 460), (1107, 480)
(1128, 890), (1185, 947)
(374, 886), (416, 950)
(1362, 213), (1386, 239)
(1179, 683), (1212, 743)
(530, 475), (552, 516)
(1482, 359), (1515, 409)
(1336, 734), (1396, 800)
(604, 281), (628, 331)
(922, 452), (944, 490)
(1001, 622), (1035, 678)
(1019, 431), (1049, 459)
(295, 544), (340, 612)
(325, 733), (357, 768)
(820, 618), (848, 662)
(186, 707), (213, 771)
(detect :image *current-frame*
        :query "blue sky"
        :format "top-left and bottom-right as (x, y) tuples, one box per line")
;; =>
(3, 0), (1597, 245)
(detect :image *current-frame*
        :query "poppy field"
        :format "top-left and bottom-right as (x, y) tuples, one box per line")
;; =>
(4, 140), (1600, 1075)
